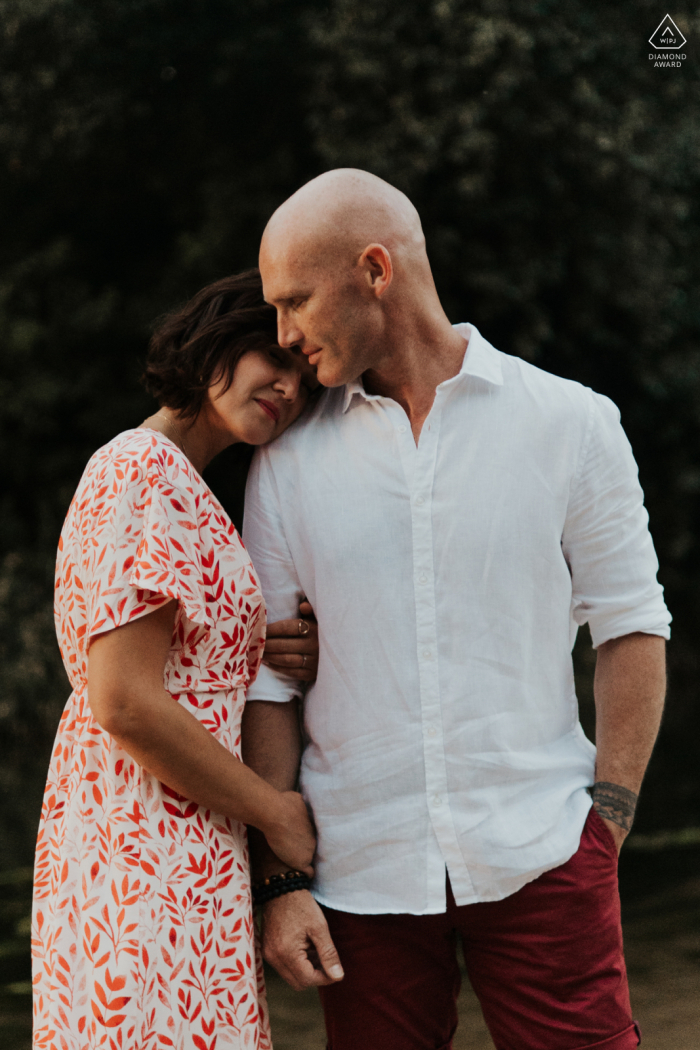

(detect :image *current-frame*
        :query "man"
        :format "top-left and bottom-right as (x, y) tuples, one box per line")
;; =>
(241, 168), (670, 1050)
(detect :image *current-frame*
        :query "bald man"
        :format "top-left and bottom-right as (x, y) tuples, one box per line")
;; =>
(241, 169), (669, 1050)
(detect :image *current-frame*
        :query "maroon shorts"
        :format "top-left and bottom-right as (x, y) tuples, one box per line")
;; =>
(319, 809), (640, 1050)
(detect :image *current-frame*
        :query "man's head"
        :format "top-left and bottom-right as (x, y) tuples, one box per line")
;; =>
(259, 168), (438, 387)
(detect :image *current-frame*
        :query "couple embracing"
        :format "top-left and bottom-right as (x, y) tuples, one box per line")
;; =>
(32, 170), (669, 1050)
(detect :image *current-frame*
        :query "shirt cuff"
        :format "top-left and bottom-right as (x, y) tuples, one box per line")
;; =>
(589, 612), (671, 649)
(246, 663), (302, 704)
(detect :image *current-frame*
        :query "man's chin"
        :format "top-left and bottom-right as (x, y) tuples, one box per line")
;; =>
(316, 360), (359, 389)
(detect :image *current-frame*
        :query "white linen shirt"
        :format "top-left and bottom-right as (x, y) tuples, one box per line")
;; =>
(243, 323), (671, 915)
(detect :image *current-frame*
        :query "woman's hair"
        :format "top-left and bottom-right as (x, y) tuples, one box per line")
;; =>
(142, 268), (278, 420)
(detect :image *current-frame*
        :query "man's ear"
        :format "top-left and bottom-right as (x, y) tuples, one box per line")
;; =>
(359, 243), (393, 298)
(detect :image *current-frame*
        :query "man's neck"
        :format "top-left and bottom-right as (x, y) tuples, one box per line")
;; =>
(362, 321), (468, 443)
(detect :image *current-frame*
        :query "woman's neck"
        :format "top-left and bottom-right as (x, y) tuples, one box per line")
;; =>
(140, 409), (236, 475)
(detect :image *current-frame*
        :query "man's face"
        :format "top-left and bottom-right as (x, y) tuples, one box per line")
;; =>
(260, 240), (381, 388)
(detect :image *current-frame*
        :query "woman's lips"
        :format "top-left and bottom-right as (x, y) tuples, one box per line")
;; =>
(256, 398), (280, 424)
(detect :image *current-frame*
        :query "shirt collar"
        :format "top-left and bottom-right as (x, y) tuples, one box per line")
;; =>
(341, 322), (504, 413)
(452, 323), (504, 387)
(342, 378), (374, 413)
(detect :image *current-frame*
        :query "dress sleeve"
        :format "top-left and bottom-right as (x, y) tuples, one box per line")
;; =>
(562, 392), (672, 648)
(89, 466), (211, 642)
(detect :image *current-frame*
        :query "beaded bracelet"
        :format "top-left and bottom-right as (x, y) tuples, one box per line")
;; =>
(252, 870), (312, 907)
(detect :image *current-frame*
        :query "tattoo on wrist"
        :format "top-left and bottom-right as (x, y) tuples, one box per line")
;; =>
(591, 781), (638, 832)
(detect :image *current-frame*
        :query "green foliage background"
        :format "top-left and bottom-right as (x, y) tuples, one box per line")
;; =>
(0, 0), (698, 868)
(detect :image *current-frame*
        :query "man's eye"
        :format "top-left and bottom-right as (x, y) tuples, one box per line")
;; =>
(291, 298), (306, 310)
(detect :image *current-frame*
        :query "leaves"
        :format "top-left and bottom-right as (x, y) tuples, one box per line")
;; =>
(0, 0), (292, 869)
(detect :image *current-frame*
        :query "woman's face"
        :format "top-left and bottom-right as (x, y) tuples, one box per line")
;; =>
(205, 344), (320, 445)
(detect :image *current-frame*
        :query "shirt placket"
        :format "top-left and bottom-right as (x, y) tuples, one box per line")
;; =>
(395, 393), (476, 910)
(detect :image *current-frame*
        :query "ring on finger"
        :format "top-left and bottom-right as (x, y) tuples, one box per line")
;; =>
(298, 619), (310, 636)
(301, 654), (307, 668)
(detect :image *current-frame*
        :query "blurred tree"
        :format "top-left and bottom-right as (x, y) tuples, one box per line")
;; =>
(0, 0), (321, 865)
(305, 0), (700, 830)
(0, 0), (698, 865)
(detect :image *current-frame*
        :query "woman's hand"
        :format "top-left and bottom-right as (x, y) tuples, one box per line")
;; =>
(262, 790), (316, 875)
(264, 599), (319, 682)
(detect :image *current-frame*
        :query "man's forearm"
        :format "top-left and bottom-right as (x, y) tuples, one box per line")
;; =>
(241, 698), (343, 989)
(241, 699), (303, 877)
(592, 631), (666, 841)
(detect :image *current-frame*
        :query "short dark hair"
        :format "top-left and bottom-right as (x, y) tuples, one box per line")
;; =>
(142, 268), (278, 420)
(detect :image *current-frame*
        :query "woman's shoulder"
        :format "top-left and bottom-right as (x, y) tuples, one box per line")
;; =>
(65, 428), (239, 556)
(64, 428), (219, 536)
(83, 428), (201, 490)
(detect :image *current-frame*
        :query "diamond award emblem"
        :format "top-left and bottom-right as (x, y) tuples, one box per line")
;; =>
(649, 14), (687, 49)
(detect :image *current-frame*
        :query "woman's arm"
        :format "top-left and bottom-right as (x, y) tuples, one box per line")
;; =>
(88, 599), (315, 874)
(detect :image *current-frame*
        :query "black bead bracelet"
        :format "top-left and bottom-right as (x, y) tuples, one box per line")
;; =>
(252, 870), (312, 907)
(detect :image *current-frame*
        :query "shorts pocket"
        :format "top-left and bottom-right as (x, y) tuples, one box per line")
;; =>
(588, 805), (620, 856)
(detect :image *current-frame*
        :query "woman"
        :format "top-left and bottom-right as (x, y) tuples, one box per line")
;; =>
(32, 270), (319, 1049)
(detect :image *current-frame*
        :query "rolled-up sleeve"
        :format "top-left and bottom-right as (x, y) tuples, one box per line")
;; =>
(562, 392), (671, 648)
(243, 448), (305, 703)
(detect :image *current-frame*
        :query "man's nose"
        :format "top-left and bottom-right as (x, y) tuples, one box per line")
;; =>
(277, 314), (303, 349)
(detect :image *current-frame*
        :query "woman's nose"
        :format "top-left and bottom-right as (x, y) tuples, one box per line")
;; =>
(275, 370), (302, 401)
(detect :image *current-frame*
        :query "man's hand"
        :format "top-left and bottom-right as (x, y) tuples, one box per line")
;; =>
(261, 890), (344, 991)
(598, 818), (627, 854)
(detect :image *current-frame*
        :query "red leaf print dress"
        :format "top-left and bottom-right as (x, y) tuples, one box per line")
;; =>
(32, 429), (272, 1050)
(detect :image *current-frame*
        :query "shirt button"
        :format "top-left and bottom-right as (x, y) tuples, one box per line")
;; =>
(432, 794), (443, 806)
(422, 649), (432, 660)
(426, 725), (437, 737)
(397, 424), (407, 434)
(418, 574), (428, 585)
(415, 496), (425, 506)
